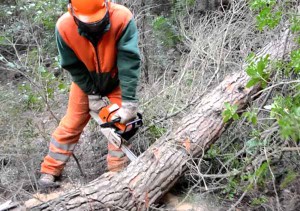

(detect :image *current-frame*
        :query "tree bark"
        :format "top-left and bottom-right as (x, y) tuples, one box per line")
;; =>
(26, 31), (290, 211)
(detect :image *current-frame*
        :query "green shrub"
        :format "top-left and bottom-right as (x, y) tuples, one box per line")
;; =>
(152, 16), (181, 48)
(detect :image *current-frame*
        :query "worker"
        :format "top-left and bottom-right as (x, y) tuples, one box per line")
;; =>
(38, 0), (141, 188)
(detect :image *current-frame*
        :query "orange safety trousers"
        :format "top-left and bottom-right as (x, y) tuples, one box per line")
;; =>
(41, 82), (128, 176)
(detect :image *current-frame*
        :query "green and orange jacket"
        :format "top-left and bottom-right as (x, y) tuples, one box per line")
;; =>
(56, 2), (140, 101)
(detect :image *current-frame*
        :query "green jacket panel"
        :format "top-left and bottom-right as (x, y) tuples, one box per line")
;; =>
(117, 18), (141, 101)
(56, 27), (96, 94)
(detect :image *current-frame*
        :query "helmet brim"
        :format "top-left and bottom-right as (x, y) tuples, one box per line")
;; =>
(74, 8), (107, 23)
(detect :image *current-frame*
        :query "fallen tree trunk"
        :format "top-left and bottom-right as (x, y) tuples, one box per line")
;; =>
(26, 31), (290, 211)
(26, 77), (258, 210)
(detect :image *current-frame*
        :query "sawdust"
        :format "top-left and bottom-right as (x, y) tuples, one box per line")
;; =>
(24, 183), (74, 208)
(162, 193), (220, 211)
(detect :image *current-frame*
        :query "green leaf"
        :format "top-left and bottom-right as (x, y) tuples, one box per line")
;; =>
(291, 17), (300, 32)
(149, 125), (167, 139)
(233, 113), (239, 120)
(270, 96), (300, 142)
(257, 58), (267, 74)
(290, 49), (300, 73)
(46, 88), (54, 98)
(223, 113), (231, 123)
(243, 111), (258, 125)
(222, 103), (239, 123)
(246, 78), (260, 88)
(260, 79), (268, 89)
(245, 54), (270, 88)
(251, 196), (268, 206)
(246, 65), (257, 77)
(249, 0), (276, 11)
(206, 145), (219, 158)
(224, 102), (231, 109)
(0, 36), (6, 44)
(256, 6), (281, 31)
(252, 116), (257, 125)
(280, 170), (298, 189)
(58, 83), (67, 91)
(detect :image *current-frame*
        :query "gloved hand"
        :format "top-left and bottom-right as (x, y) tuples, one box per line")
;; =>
(111, 101), (138, 124)
(88, 95), (107, 112)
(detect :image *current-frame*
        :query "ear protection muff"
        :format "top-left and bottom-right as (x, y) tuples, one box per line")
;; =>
(67, 4), (72, 15)
(67, 0), (73, 15)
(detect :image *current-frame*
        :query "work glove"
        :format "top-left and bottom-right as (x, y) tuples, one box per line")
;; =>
(88, 95), (107, 113)
(111, 101), (138, 124)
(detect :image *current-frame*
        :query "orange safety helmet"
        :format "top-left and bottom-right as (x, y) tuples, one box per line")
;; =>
(68, 0), (110, 36)
(68, 0), (109, 23)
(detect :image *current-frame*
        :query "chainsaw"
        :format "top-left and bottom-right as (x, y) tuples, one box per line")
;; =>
(89, 104), (143, 161)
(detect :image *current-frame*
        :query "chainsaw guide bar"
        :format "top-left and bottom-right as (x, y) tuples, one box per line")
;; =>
(89, 110), (139, 162)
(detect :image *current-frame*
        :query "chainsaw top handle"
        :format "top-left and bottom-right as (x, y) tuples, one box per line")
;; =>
(123, 112), (143, 132)
(100, 117), (121, 128)
(100, 113), (143, 130)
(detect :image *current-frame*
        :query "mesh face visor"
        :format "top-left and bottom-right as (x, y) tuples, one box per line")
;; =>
(73, 11), (110, 35)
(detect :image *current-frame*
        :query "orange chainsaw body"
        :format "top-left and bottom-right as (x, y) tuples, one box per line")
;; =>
(98, 103), (143, 141)
(99, 104), (128, 132)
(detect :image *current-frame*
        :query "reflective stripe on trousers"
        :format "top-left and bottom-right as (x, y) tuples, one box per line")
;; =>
(108, 150), (126, 158)
(50, 138), (76, 151)
(107, 142), (129, 172)
(48, 150), (70, 163)
(47, 138), (76, 162)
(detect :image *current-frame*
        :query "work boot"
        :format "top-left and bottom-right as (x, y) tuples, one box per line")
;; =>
(38, 173), (60, 190)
